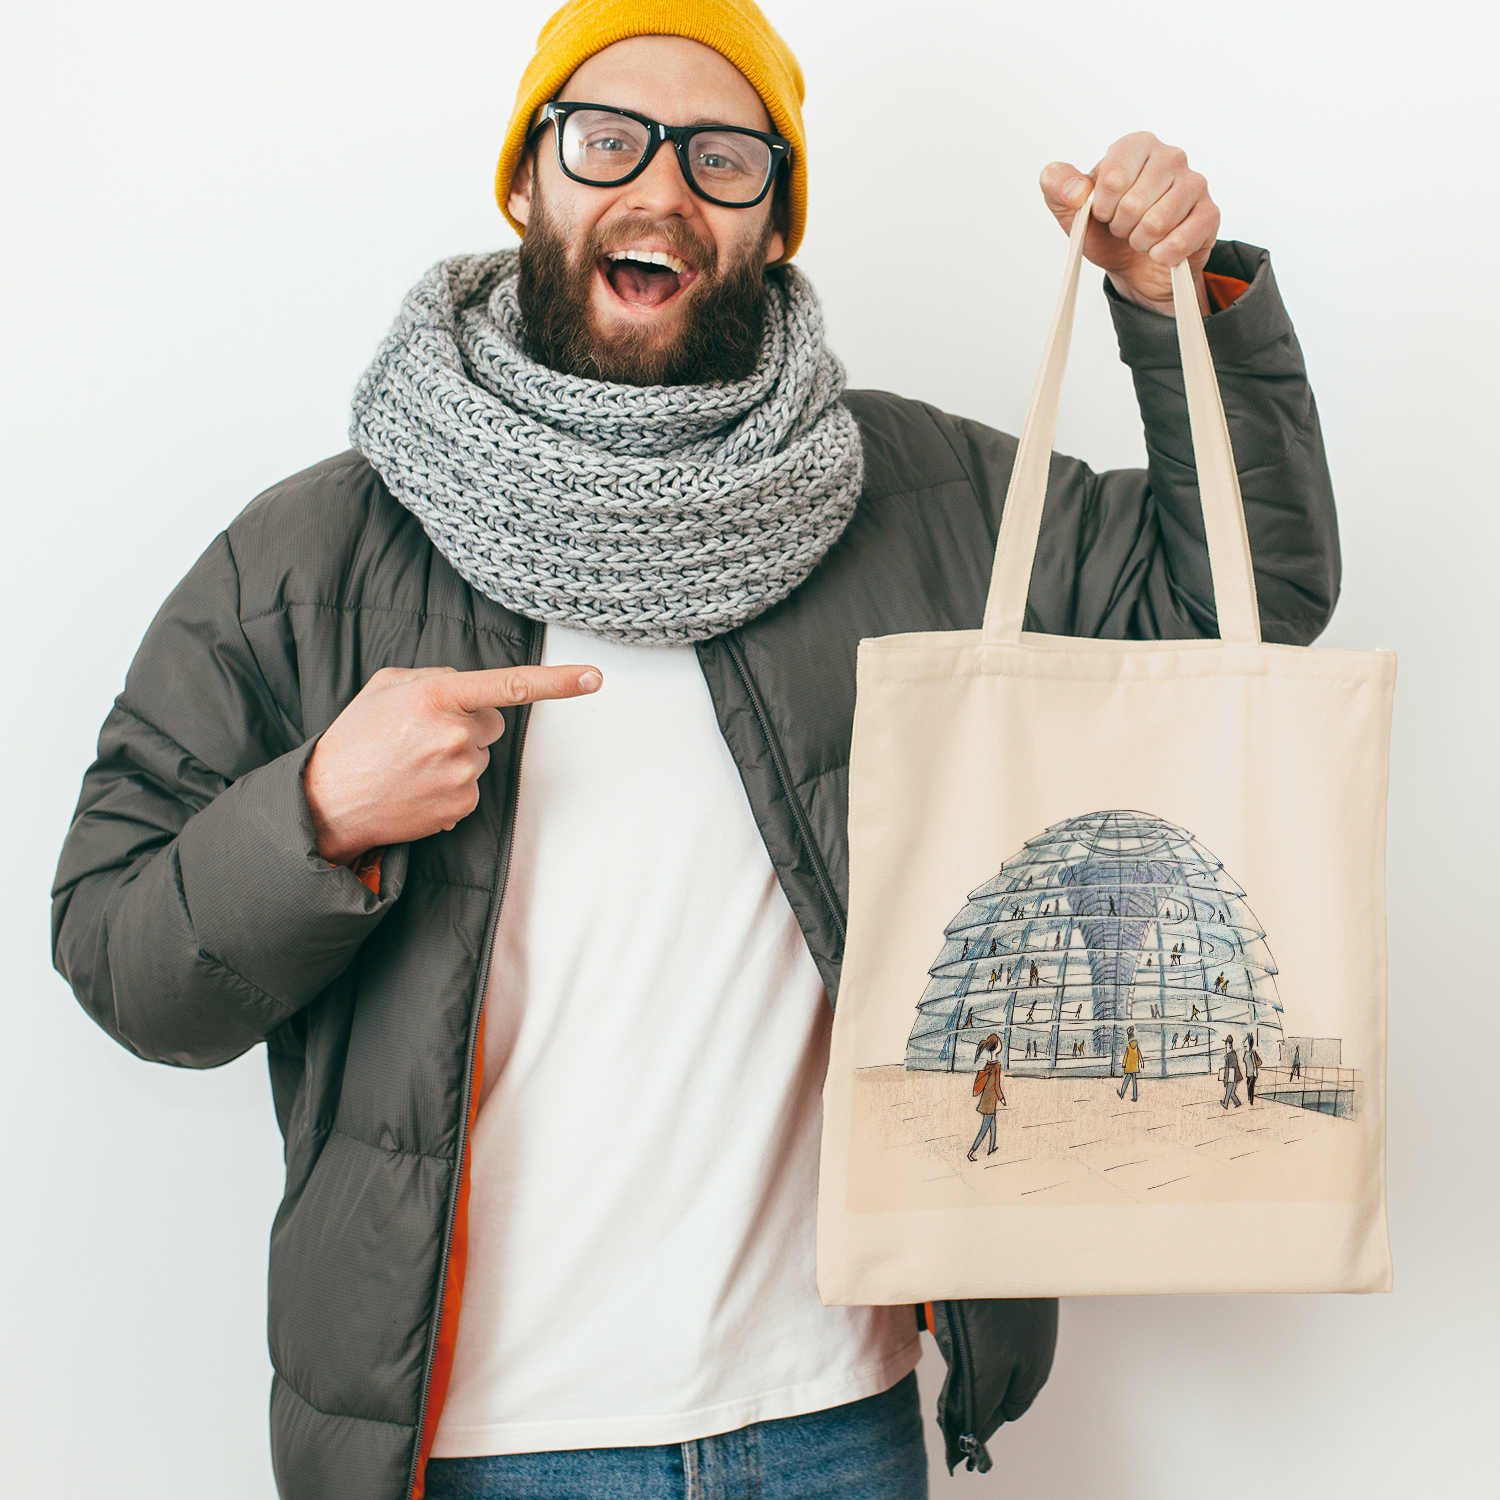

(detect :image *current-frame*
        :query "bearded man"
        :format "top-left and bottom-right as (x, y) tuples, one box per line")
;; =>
(50, 1), (1340, 1497)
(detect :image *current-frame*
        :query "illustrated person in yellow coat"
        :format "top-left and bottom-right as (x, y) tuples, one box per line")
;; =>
(967, 1035), (1006, 1161)
(1117, 1026), (1143, 1102)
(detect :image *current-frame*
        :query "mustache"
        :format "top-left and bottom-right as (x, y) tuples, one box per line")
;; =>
(585, 215), (718, 277)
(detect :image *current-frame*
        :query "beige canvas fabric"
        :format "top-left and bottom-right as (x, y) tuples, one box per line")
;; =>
(817, 203), (1395, 1301)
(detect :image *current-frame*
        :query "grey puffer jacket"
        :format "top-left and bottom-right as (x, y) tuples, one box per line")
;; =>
(52, 243), (1338, 1497)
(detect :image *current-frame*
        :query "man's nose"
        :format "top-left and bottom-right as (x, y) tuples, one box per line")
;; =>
(621, 140), (697, 219)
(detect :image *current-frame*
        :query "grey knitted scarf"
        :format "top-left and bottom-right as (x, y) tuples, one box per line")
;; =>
(349, 250), (863, 644)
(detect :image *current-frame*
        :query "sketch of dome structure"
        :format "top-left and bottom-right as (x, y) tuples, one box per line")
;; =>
(906, 810), (1285, 1078)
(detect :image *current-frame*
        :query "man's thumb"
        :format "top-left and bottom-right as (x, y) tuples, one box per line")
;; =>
(1040, 162), (1094, 218)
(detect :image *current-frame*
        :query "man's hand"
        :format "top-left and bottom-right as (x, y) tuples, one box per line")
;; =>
(304, 664), (602, 865)
(1040, 133), (1220, 316)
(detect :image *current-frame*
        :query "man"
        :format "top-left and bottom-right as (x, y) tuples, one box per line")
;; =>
(1222, 1035), (1245, 1109)
(968, 1035), (1006, 1161)
(50, 0), (1339, 1495)
(1118, 1026), (1143, 1102)
(1244, 1032), (1262, 1106)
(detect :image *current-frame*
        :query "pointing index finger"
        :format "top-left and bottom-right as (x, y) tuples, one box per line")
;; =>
(437, 665), (602, 713)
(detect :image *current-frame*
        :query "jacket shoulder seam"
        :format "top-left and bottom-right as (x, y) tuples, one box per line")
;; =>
(220, 530), (304, 752)
(846, 390), (982, 502)
(915, 401), (984, 493)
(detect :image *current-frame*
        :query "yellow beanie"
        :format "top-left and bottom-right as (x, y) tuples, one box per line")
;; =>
(495, 0), (807, 264)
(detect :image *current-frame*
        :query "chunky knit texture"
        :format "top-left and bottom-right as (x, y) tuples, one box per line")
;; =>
(350, 250), (863, 645)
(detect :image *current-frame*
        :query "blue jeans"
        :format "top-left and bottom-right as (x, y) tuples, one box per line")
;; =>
(423, 1370), (927, 1499)
(1118, 1072), (1138, 1101)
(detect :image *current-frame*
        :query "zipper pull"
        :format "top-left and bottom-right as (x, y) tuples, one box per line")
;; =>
(958, 1433), (993, 1474)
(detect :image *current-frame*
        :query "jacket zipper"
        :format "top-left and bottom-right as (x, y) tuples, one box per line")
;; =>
(405, 619), (545, 1500)
(724, 635), (846, 953)
(946, 1299), (991, 1473)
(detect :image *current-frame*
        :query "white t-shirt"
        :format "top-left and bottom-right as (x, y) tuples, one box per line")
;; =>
(430, 625), (919, 1458)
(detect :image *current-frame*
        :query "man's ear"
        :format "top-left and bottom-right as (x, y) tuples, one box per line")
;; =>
(763, 166), (790, 265)
(508, 148), (535, 228)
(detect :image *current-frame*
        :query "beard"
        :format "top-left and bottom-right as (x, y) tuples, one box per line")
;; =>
(516, 179), (774, 387)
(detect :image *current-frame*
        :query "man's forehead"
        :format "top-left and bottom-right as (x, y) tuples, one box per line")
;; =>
(557, 35), (773, 131)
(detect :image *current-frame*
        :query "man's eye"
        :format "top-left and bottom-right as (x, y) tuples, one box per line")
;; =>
(586, 135), (634, 154)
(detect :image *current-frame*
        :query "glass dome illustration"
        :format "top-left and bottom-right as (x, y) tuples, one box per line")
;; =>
(906, 810), (1285, 1077)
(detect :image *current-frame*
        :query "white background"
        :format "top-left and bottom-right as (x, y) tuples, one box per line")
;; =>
(2, 1), (1494, 1495)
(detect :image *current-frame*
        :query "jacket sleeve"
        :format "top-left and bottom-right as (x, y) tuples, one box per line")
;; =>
(953, 241), (1341, 646)
(51, 531), (407, 1069)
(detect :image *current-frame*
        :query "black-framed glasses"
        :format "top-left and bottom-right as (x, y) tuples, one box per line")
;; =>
(532, 101), (790, 209)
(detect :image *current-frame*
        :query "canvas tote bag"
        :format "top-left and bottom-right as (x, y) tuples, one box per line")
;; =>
(817, 201), (1395, 1300)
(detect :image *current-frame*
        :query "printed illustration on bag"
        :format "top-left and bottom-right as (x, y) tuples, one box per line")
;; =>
(853, 810), (1361, 1208)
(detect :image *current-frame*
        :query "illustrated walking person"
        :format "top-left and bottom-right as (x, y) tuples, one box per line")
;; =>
(1290, 1044), (1302, 1080)
(1243, 1033), (1262, 1106)
(1117, 1026), (1143, 1103)
(1221, 1035), (1243, 1109)
(967, 1035), (1006, 1161)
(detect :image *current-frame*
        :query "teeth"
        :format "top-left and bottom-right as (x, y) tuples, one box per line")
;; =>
(607, 249), (687, 274)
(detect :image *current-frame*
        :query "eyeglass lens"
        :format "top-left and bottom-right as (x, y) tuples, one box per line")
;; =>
(560, 109), (772, 203)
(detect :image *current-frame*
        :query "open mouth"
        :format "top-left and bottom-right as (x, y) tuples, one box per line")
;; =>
(600, 248), (698, 309)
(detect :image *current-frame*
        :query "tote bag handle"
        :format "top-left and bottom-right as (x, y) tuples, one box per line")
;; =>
(981, 197), (1262, 647)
